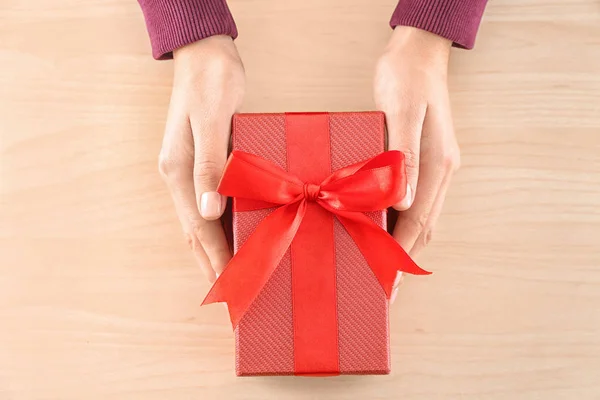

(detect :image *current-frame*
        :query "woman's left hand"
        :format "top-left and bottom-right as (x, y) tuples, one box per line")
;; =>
(374, 27), (461, 302)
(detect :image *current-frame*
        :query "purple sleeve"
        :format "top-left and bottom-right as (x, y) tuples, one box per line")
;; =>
(138, 0), (487, 60)
(137, 0), (237, 60)
(390, 0), (488, 49)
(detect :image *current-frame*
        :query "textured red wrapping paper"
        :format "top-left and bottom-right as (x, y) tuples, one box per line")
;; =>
(231, 112), (391, 376)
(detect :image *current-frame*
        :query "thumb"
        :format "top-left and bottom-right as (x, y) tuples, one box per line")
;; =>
(385, 107), (425, 211)
(192, 123), (229, 221)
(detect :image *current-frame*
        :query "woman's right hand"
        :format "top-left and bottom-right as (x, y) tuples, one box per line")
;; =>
(158, 35), (245, 283)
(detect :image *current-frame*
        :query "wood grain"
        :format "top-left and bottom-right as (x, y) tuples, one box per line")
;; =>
(1, 0), (599, 399)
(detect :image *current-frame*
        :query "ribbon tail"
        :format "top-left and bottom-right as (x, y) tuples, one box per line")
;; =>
(331, 209), (431, 298)
(202, 200), (307, 328)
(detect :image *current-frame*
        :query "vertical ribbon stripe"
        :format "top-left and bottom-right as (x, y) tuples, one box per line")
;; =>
(286, 113), (340, 376)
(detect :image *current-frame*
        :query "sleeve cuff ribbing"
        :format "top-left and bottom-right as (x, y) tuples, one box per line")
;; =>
(138, 0), (238, 60)
(390, 0), (488, 49)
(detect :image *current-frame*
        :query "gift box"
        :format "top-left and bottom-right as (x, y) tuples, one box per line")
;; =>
(203, 112), (428, 376)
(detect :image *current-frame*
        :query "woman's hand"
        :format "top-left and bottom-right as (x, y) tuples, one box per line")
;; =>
(158, 35), (245, 283)
(374, 27), (461, 301)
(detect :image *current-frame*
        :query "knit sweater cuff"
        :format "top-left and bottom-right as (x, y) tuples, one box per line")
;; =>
(138, 0), (238, 60)
(390, 0), (487, 49)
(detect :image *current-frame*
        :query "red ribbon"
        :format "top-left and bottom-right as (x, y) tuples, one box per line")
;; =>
(202, 149), (431, 328)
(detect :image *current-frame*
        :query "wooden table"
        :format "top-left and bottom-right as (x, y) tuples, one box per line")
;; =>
(1, 0), (599, 398)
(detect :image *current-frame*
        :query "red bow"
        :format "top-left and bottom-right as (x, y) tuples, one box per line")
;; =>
(202, 150), (430, 327)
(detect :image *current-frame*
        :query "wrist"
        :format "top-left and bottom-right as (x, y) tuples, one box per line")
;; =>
(386, 26), (451, 67)
(174, 35), (239, 65)
(173, 35), (242, 78)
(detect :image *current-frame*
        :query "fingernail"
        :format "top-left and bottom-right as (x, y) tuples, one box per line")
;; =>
(200, 192), (222, 220)
(394, 272), (404, 288)
(390, 287), (399, 304)
(404, 184), (413, 207)
(394, 184), (413, 210)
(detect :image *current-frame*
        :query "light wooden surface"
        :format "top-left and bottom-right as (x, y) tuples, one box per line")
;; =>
(1, 0), (600, 399)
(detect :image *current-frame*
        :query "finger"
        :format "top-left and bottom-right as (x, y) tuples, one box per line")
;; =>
(410, 172), (453, 257)
(190, 114), (232, 275)
(159, 119), (217, 282)
(194, 218), (231, 276)
(187, 226), (216, 283)
(393, 271), (404, 289)
(392, 138), (447, 255)
(393, 168), (444, 257)
(190, 115), (229, 221)
(383, 103), (426, 211)
(390, 272), (405, 304)
(390, 287), (399, 304)
(393, 108), (458, 256)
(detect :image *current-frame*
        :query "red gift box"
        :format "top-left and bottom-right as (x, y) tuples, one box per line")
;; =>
(203, 112), (428, 376)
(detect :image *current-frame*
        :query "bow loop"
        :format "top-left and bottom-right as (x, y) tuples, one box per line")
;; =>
(218, 151), (304, 210)
(319, 150), (407, 212)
